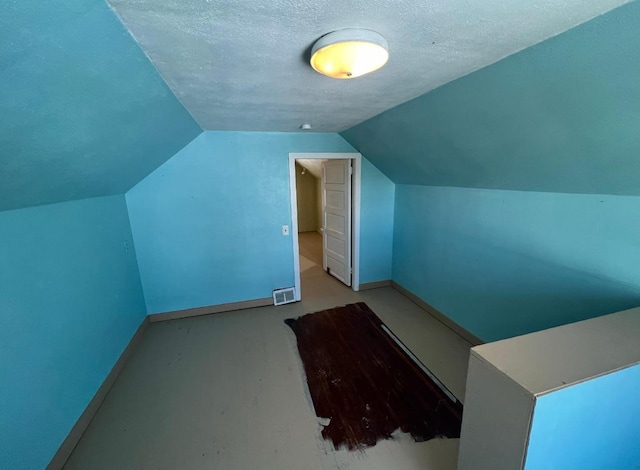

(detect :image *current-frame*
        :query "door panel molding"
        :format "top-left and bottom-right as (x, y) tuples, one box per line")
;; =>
(322, 159), (352, 286)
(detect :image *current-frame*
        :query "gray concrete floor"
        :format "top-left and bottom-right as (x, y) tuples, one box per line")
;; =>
(64, 239), (472, 470)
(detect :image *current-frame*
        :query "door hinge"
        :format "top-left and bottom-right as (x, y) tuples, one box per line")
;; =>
(349, 166), (353, 176)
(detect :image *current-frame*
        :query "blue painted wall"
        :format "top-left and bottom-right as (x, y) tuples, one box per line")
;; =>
(525, 363), (640, 469)
(393, 185), (640, 341)
(342, 1), (640, 195)
(360, 158), (395, 283)
(0, 195), (147, 469)
(126, 131), (394, 314)
(0, 0), (201, 212)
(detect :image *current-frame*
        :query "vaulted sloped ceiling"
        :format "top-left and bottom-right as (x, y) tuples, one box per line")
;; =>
(0, 0), (201, 212)
(2, 0), (636, 213)
(342, 1), (640, 196)
(107, 0), (628, 132)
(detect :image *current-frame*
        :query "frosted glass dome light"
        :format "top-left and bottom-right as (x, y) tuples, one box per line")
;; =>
(310, 29), (389, 79)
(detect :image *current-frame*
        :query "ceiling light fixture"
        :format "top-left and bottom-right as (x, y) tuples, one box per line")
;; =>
(310, 29), (388, 79)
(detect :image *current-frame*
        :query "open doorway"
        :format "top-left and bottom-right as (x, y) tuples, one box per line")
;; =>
(295, 159), (324, 269)
(288, 153), (362, 301)
(295, 159), (327, 298)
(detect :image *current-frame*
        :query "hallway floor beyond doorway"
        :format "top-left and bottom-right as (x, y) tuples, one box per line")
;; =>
(298, 231), (351, 300)
(299, 231), (322, 267)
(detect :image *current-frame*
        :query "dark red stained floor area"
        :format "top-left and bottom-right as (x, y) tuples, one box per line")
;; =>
(285, 302), (463, 451)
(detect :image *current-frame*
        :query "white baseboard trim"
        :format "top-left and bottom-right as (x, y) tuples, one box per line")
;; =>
(149, 297), (274, 323)
(47, 316), (150, 470)
(359, 279), (391, 290)
(390, 281), (484, 346)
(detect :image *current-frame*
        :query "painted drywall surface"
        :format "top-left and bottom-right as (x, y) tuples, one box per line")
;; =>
(392, 185), (640, 342)
(0, 0), (201, 212)
(525, 363), (640, 469)
(295, 163), (319, 232)
(126, 131), (395, 314)
(0, 195), (146, 469)
(342, 1), (640, 195)
(360, 158), (395, 283)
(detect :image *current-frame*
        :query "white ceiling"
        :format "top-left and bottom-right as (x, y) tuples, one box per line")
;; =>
(107, 0), (628, 132)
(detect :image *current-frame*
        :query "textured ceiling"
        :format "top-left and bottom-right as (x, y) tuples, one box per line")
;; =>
(0, 0), (201, 212)
(107, 0), (628, 132)
(342, 1), (640, 195)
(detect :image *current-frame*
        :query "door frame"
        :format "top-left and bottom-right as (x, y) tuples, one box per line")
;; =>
(288, 152), (362, 300)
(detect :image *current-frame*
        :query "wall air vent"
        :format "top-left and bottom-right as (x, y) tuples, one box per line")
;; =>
(273, 287), (296, 306)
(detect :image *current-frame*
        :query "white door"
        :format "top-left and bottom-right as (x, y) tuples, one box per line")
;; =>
(322, 159), (352, 286)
